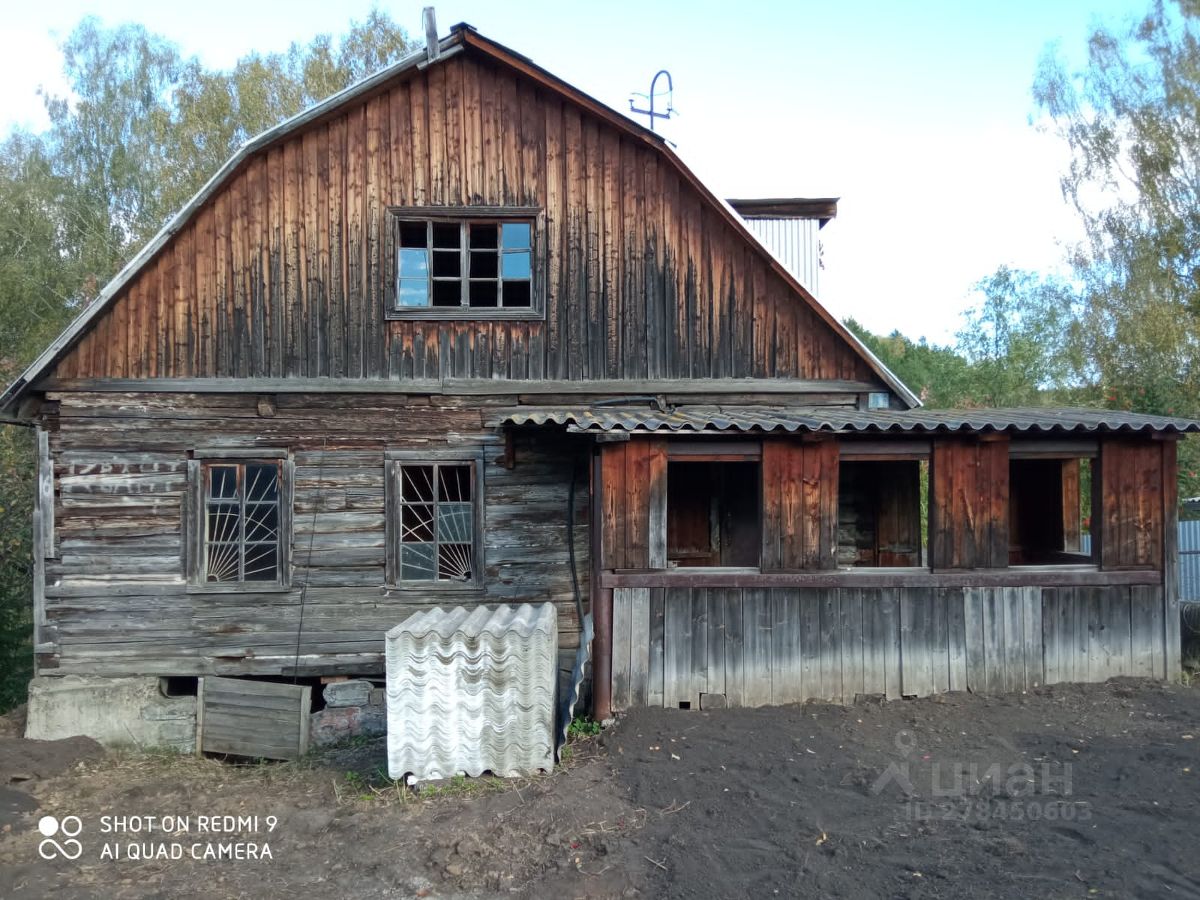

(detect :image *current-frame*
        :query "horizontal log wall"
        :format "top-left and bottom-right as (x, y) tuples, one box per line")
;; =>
(609, 583), (1170, 710)
(48, 52), (879, 387)
(38, 392), (590, 677)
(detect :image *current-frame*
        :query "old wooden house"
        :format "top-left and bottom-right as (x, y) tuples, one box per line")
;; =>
(3, 22), (1195, 749)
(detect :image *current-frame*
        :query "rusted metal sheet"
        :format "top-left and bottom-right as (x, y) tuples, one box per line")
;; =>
(498, 404), (1200, 435)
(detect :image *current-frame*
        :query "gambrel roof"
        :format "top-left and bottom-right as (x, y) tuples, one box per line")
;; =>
(0, 23), (919, 414)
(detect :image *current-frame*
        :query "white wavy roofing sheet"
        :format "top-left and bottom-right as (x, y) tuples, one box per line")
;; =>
(386, 603), (558, 783)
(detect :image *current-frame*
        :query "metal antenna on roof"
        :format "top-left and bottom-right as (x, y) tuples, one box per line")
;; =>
(629, 70), (675, 132)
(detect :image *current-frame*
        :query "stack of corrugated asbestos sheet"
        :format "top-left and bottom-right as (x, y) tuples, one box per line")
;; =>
(386, 603), (557, 784)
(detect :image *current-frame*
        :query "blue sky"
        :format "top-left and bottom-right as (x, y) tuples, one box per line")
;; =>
(0, 0), (1150, 343)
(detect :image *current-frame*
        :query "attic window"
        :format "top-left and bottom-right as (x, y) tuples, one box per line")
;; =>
(390, 211), (539, 318)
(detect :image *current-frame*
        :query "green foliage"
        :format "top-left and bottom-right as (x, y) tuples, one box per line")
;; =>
(849, 263), (1088, 412)
(0, 427), (34, 712)
(1033, 0), (1200, 497)
(844, 318), (974, 408)
(567, 716), (602, 738)
(0, 10), (413, 713)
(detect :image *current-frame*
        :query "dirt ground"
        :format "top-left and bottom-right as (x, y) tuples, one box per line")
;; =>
(1, 679), (1198, 899)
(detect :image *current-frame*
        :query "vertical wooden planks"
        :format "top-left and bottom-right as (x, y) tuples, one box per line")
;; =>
(364, 93), (385, 378)
(742, 588), (772, 706)
(863, 590), (888, 696)
(611, 587), (632, 711)
(1021, 587), (1043, 688)
(931, 438), (1009, 569)
(1129, 584), (1164, 678)
(762, 438), (839, 571)
(1099, 438), (1164, 570)
(770, 589), (802, 704)
(663, 587), (694, 707)
(599, 439), (665, 571)
(722, 589), (745, 707)
(705, 588), (727, 701)
(648, 588), (665, 707)
(818, 588), (841, 701)
(690, 588), (709, 706)
(899, 588), (931, 697)
(599, 442), (627, 570)
(629, 587), (651, 706)
(946, 587), (967, 691)
(839, 588), (865, 702)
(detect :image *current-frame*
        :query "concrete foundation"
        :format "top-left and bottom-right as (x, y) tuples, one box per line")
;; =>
(25, 676), (197, 752)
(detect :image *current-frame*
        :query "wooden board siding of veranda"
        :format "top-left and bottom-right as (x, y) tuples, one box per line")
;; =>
(38, 392), (590, 677)
(42, 51), (883, 389)
(608, 583), (1170, 711)
(930, 437), (1010, 570)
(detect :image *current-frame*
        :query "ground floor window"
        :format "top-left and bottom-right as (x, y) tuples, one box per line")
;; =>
(666, 460), (760, 567)
(1009, 456), (1093, 565)
(837, 459), (924, 567)
(386, 456), (482, 585)
(188, 451), (291, 590)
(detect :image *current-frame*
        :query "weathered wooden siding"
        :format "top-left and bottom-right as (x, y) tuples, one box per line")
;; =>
(930, 437), (1009, 570)
(761, 438), (839, 571)
(1099, 438), (1165, 570)
(46, 52), (879, 387)
(38, 392), (590, 677)
(599, 439), (666, 570)
(610, 583), (1169, 710)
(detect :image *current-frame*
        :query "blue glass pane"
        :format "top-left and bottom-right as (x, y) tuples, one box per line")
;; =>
(398, 279), (429, 307)
(502, 250), (531, 280)
(399, 248), (429, 278)
(501, 222), (530, 250)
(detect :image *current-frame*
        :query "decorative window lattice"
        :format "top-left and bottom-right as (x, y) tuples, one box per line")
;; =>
(203, 461), (282, 584)
(396, 462), (476, 583)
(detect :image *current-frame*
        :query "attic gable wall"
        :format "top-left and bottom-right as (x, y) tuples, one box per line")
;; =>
(48, 52), (880, 386)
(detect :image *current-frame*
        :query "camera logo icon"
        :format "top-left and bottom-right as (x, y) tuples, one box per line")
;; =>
(37, 815), (83, 861)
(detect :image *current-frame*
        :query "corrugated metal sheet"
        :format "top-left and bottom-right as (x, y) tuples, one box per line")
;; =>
(498, 404), (1200, 435)
(1179, 521), (1200, 601)
(386, 604), (557, 784)
(741, 217), (823, 296)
